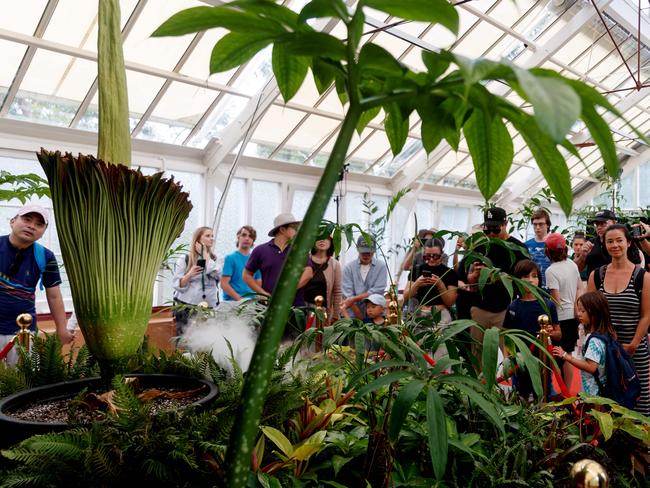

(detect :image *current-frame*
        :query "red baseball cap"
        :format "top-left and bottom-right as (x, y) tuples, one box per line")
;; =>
(545, 233), (566, 251)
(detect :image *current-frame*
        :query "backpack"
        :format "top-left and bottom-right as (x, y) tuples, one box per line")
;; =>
(583, 332), (641, 409)
(593, 264), (645, 299)
(32, 242), (46, 291)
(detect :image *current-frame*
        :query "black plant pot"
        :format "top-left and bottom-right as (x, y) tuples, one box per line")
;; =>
(0, 374), (218, 448)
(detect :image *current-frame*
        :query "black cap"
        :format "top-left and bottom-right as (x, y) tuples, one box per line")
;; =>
(592, 209), (617, 223)
(483, 207), (507, 226)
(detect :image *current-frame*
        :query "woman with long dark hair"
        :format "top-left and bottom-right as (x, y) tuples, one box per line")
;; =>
(588, 224), (650, 415)
(304, 236), (341, 324)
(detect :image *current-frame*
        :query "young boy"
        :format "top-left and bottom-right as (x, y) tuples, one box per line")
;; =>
(364, 294), (386, 326)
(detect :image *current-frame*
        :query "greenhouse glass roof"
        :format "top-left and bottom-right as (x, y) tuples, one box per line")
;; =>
(0, 0), (648, 200)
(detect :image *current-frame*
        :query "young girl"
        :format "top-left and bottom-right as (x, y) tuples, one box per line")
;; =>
(552, 291), (615, 396)
(503, 259), (560, 400)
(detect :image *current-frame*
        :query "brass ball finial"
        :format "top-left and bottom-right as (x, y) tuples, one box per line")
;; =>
(537, 314), (550, 327)
(16, 313), (32, 329)
(198, 301), (209, 309)
(314, 295), (324, 307)
(569, 459), (608, 488)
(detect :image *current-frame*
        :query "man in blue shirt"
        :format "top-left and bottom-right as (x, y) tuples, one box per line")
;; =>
(0, 204), (74, 364)
(525, 208), (552, 288)
(221, 225), (261, 301)
(341, 235), (387, 320)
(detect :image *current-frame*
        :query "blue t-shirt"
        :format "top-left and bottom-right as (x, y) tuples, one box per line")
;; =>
(525, 238), (551, 288)
(502, 298), (558, 336)
(0, 235), (61, 334)
(222, 250), (260, 301)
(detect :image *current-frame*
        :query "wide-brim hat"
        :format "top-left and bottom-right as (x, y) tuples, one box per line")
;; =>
(268, 212), (301, 236)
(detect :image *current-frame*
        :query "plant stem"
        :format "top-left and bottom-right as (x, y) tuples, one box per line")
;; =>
(224, 103), (363, 487)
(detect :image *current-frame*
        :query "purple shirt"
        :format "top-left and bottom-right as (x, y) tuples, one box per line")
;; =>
(245, 239), (305, 307)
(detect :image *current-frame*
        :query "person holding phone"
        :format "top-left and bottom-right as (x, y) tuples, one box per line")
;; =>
(172, 226), (221, 335)
(403, 239), (458, 323)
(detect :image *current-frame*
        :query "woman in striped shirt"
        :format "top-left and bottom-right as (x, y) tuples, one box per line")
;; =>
(588, 224), (650, 415)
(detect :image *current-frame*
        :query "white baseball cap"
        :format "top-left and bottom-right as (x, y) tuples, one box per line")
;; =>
(17, 204), (49, 225)
(365, 294), (386, 307)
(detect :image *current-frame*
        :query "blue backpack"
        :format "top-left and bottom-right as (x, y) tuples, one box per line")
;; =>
(583, 332), (641, 409)
(32, 242), (46, 290)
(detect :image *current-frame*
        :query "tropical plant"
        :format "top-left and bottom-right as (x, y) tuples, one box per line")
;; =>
(0, 171), (49, 203)
(153, 1), (648, 485)
(36, 0), (192, 378)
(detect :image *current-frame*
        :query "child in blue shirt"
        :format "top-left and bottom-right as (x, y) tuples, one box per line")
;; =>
(503, 259), (560, 400)
(552, 291), (612, 396)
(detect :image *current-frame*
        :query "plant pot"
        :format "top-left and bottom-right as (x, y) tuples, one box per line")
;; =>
(0, 374), (218, 447)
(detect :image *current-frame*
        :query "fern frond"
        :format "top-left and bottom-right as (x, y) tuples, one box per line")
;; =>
(141, 458), (170, 481)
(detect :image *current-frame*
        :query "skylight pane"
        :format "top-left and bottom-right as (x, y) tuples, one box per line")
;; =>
(0, 40), (28, 89)
(0, 0), (48, 34)
(283, 114), (341, 153)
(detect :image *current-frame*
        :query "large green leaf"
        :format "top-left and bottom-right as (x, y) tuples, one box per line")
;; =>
(388, 379), (425, 443)
(282, 32), (347, 60)
(454, 54), (513, 86)
(501, 105), (573, 215)
(384, 102), (409, 155)
(513, 68), (581, 143)
(272, 42), (310, 102)
(358, 43), (405, 78)
(426, 386), (448, 480)
(299, 0), (349, 23)
(481, 327), (500, 392)
(464, 109), (514, 200)
(580, 103), (619, 178)
(365, 0), (459, 34)
(505, 334), (542, 397)
(421, 50), (451, 81)
(230, 0), (299, 29)
(210, 32), (275, 73)
(590, 410), (614, 441)
(355, 371), (412, 398)
(261, 426), (293, 457)
(356, 106), (381, 134)
(152, 6), (285, 37)
(311, 58), (340, 94)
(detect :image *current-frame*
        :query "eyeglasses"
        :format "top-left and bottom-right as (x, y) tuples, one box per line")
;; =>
(7, 252), (23, 276)
(532, 222), (547, 227)
(423, 253), (441, 260)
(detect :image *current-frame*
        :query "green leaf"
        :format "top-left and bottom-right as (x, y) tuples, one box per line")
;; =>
(454, 54), (513, 85)
(512, 68), (581, 143)
(261, 426), (293, 457)
(418, 107), (455, 154)
(359, 43), (405, 78)
(505, 334), (542, 397)
(501, 105), (573, 215)
(590, 410), (614, 441)
(348, 7), (365, 54)
(335, 75), (349, 106)
(283, 32), (347, 60)
(384, 102), (409, 155)
(210, 32), (274, 73)
(272, 42), (310, 102)
(357, 106), (381, 134)
(581, 103), (618, 178)
(311, 58), (339, 95)
(293, 431), (326, 460)
(421, 50), (450, 81)
(299, 0), (349, 23)
(331, 455), (352, 477)
(388, 379), (425, 443)
(426, 386), (448, 480)
(365, 0), (459, 34)
(464, 109), (514, 201)
(481, 327), (500, 392)
(355, 371), (412, 398)
(153, 6), (285, 37)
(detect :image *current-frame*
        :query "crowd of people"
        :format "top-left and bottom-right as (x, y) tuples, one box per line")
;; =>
(3, 202), (650, 417)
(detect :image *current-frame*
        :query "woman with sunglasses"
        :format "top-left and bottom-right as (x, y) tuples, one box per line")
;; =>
(403, 238), (458, 324)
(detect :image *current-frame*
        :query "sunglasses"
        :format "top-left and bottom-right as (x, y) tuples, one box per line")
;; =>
(484, 226), (501, 234)
(7, 252), (24, 276)
(423, 253), (442, 260)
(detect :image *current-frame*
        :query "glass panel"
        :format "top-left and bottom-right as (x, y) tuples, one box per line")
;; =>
(187, 93), (250, 149)
(415, 200), (433, 229)
(138, 82), (219, 144)
(249, 105), (308, 146)
(439, 206), (470, 255)
(214, 178), (247, 264)
(179, 28), (236, 85)
(8, 50), (96, 127)
(639, 161), (650, 208)
(291, 189), (337, 222)
(282, 114), (341, 155)
(0, 41), (28, 89)
(620, 171), (634, 208)
(122, 0), (202, 71)
(251, 180), (279, 240)
(0, 0), (48, 34)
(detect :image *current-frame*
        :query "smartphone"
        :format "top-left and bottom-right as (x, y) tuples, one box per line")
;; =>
(422, 270), (432, 278)
(196, 258), (206, 268)
(632, 226), (642, 239)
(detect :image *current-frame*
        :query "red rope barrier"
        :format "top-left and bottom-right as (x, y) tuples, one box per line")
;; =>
(0, 337), (16, 361)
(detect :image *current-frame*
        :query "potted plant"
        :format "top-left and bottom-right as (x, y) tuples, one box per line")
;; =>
(153, 1), (647, 485)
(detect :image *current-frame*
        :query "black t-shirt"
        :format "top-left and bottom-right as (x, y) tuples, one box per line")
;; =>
(304, 259), (328, 306)
(458, 235), (527, 313)
(408, 263), (458, 307)
(585, 236), (641, 278)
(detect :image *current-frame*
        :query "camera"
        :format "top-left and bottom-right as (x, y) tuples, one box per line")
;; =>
(196, 258), (206, 268)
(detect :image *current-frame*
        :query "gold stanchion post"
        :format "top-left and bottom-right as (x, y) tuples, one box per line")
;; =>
(537, 314), (550, 400)
(15, 313), (33, 350)
(314, 295), (326, 352)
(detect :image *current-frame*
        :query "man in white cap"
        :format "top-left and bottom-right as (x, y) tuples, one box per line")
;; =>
(1, 204), (74, 364)
(243, 213), (313, 339)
